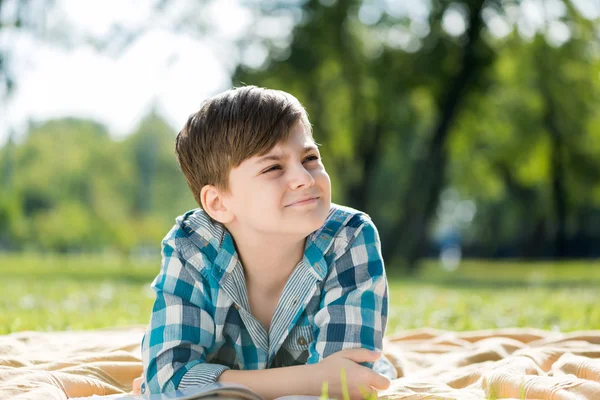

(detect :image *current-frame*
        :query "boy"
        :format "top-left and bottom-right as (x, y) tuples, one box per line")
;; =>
(140, 86), (396, 399)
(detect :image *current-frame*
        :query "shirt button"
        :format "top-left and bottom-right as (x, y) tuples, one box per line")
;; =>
(297, 336), (308, 346)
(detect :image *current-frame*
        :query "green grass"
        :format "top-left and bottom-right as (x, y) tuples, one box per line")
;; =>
(1, 253), (599, 334)
(0, 253), (157, 333)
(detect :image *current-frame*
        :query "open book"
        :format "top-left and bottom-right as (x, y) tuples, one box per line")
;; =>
(72, 382), (322, 400)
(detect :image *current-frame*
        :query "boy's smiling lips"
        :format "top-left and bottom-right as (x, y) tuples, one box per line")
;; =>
(285, 196), (320, 207)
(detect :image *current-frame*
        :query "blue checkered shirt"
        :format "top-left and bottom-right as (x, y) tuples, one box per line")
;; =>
(141, 203), (395, 394)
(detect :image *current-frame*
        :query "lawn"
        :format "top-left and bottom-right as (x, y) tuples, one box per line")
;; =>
(1, 253), (599, 335)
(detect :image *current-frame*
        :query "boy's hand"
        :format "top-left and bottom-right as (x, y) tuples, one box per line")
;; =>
(315, 348), (391, 399)
(131, 376), (143, 395)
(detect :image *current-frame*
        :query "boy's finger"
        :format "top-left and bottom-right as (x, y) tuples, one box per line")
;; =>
(131, 376), (143, 394)
(339, 348), (381, 363)
(368, 371), (391, 390)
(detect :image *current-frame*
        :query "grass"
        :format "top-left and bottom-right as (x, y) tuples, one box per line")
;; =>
(1, 253), (599, 334)
(0, 253), (157, 333)
(386, 260), (600, 333)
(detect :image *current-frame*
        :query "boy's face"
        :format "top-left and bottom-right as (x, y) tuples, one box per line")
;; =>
(223, 120), (331, 239)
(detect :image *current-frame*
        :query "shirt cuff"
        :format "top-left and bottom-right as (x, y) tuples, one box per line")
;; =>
(374, 355), (398, 380)
(178, 362), (230, 389)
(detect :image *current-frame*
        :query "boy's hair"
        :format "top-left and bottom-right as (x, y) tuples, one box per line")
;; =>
(175, 85), (312, 208)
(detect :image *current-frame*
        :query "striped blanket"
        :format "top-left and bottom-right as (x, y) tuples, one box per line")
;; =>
(1, 327), (599, 399)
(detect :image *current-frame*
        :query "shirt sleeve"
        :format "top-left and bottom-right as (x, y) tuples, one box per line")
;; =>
(307, 215), (389, 369)
(141, 239), (230, 394)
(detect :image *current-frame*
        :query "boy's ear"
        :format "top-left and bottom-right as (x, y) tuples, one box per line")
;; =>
(200, 185), (235, 224)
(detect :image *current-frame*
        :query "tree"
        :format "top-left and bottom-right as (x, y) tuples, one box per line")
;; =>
(446, 0), (600, 259)
(233, 0), (495, 272)
(383, 0), (492, 272)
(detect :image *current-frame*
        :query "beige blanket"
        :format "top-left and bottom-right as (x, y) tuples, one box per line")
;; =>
(1, 327), (599, 399)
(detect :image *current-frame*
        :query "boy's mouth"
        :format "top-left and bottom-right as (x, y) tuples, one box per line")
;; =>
(285, 196), (320, 207)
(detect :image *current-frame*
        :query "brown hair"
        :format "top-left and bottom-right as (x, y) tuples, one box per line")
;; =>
(175, 85), (312, 207)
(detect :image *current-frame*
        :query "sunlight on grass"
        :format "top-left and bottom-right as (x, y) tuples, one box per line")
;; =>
(386, 282), (600, 333)
(1, 254), (599, 334)
(0, 279), (156, 333)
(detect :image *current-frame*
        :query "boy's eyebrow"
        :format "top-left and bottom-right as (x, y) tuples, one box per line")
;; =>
(255, 144), (319, 164)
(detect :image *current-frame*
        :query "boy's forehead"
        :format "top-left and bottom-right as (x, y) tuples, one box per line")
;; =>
(276, 130), (315, 149)
(232, 128), (317, 173)
(255, 131), (317, 160)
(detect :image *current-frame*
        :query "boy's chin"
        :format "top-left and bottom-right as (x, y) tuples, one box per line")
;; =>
(294, 213), (329, 235)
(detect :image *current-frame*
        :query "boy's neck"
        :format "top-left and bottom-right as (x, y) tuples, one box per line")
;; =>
(225, 224), (307, 292)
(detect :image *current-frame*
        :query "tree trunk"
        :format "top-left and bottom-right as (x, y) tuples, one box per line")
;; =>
(347, 122), (385, 211)
(538, 43), (569, 258)
(383, 0), (486, 273)
(331, 0), (384, 212)
(545, 104), (568, 258)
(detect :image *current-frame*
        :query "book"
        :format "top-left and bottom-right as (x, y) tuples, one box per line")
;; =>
(71, 382), (323, 400)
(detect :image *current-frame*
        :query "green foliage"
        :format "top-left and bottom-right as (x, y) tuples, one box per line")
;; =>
(319, 382), (328, 400)
(1, 0), (600, 262)
(0, 115), (197, 253)
(0, 192), (24, 249)
(233, 0), (600, 264)
(340, 368), (350, 400)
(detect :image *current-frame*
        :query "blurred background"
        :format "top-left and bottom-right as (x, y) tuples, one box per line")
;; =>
(1, 0), (599, 333)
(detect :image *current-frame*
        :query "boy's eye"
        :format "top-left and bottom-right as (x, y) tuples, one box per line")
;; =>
(262, 155), (319, 174)
(263, 165), (282, 174)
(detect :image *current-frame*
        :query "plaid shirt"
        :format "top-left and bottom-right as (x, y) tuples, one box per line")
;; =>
(141, 203), (395, 394)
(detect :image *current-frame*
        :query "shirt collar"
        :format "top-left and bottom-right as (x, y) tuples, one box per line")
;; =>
(179, 205), (349, 282)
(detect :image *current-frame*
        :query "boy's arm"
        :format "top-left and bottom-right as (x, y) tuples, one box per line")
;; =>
(308, 215), (388, 365)
(218, 363), (321, 398)
(218, 348), (388, 399)
(142, 240), (229, 393)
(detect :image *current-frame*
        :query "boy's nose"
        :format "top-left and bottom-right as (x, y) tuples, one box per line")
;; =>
(289, 165), (315, 189)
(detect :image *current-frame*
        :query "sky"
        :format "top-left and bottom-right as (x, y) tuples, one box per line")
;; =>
(0, 0), (254, 145)
(1, 0), (597, 147)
